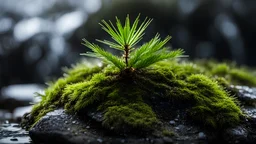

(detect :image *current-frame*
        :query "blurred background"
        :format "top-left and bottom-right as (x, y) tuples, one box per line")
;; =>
(1, 0), (256, 121)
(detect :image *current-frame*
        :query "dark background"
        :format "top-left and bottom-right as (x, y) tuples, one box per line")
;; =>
(1, 0), (256, 89)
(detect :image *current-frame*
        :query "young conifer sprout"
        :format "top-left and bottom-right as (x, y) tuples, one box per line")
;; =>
(81, 14), (185, 71)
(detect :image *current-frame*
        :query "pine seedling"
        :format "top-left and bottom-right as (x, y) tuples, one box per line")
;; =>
(81, 14), (185, 71)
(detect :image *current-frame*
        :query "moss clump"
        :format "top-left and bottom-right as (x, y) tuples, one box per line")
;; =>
(26, 60), (245, 134)
(195, 60), (256, 86)
(162, 129), (175, 137)
(30, 61), (104, 124)
(103, 103), (158, 132)
(185, 75), (241, 128)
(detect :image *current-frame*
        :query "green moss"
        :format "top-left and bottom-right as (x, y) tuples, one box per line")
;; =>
(162, 129), (175, 137)
(195, 60), (256, 86)
(30, 62), (105, 124)
(229, 69), (256, 86)
(103, 103), (159, 132)
(185, 74), (242, 128)
(27, 59), (247, 134)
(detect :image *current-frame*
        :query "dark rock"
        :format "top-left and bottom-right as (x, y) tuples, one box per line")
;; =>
(26, 105), (256, 144)
(163, 137), (173, 143)
(230, 85), (256, 106)
(222, 106), (256, 144)
(29, 109), (103, 144)
(87, 111), (104, 122)
(10, 137), (18, 141)
(198, 132), (206, 140)
(28, 109), (207, 144)
(223, 126), (248, 144)
(169, 120), (175, 125)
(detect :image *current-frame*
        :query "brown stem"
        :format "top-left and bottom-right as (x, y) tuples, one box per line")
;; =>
(124, 44), (129, 67)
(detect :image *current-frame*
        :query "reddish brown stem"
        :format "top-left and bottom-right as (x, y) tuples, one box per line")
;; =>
(124, 45), (129, 67)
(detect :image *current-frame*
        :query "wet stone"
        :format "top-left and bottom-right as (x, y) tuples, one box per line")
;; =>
(229, 127), (247, 137)
(198, 132), (206, 139)
(97, 138), (103, 143)
(5, 120), (9, 124)
(169, 120), (175, 125)
(230, 85), (256, 105)
(26, 107), (256, 144)
(10, 137), (18, 141)
(163, 137), (173, 143)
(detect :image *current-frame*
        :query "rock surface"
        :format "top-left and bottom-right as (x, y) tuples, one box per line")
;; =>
(28, 109), (208, 144)
(230, 85), (256, 105)
(27, 108), (256, 144)
(25, 85), (256, 144)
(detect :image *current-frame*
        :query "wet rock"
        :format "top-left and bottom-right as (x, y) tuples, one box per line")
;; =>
(163, 137), (173, 143)
(223, 106), (256, 143)
(169, 120), (175, 125)
(23, 85), (256, 144)
(244, 107), (256, 119)
(26, 106), (256, 144)
(29, 109), (101, 144)
(10, 137), (18, 141)
(230, 85), (256, 105)
(96, 138), (103, 143)
(223, 126), (249, 144)
(87, 111), (103, 122)
(198, 132), (206, 140)
(28, 108), (207, 144)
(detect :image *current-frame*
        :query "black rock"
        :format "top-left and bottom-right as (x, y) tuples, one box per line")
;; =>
(28, 109), (206, 144)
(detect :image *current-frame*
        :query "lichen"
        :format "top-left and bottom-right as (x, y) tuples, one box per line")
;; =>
(26, 59), (247, 134)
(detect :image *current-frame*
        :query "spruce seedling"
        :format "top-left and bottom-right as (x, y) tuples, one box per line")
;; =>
(81, 14), (185, 71)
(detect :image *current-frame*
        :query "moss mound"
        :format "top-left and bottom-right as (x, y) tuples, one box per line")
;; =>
(27, 60), (248, 134)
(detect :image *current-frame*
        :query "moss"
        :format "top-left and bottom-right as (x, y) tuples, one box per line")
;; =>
(26, 59), (247, 134)
(162, 129), (175, 137)
(30, 62), (105, 125)
(103, 103), (159, 132)
(195, 60), (256, 86)
(185, 75), (242, 128)
(134, 68), (242, 129)
(229, 69), (256, 86)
